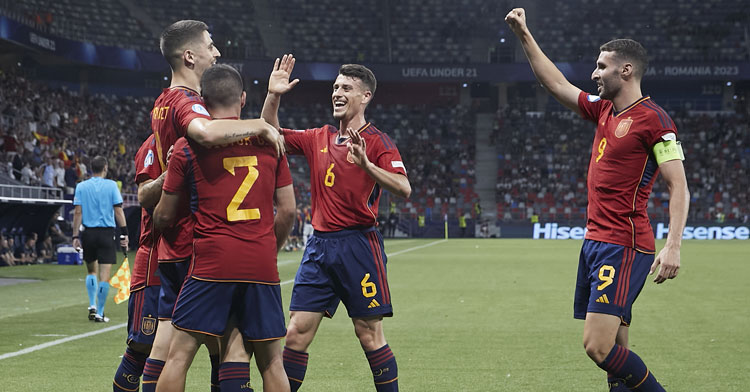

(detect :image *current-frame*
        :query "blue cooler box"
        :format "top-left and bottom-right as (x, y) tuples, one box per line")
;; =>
(57, 246), (82, 265)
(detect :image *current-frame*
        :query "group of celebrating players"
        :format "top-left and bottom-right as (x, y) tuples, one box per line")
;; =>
(108, 6), (688, 392)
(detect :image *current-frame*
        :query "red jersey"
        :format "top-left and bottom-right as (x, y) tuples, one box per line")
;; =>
(282, 123), (407, 232)
(150, 86), (209, 262)
(132, 135), (161, 289)
(578, 92), (677, 252)
(163, 136), (293, 283)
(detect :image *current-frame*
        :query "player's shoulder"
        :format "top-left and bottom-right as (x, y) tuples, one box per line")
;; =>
(361, 123), (397, 149)
(635, 97), (676, 128)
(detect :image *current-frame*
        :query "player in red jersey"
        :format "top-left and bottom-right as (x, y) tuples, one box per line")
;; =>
(507, 8), (689, 392)
(153, 64), (296, 392)
(113, 135), (163, 391)
(262, 58), (411, 391)
(138, 19), (285, 392)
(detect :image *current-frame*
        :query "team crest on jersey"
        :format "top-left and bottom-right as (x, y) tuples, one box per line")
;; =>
(141, 316), (157, 335)
(144, 149), (154, 168)
(615, 117), (633, 138)
(191, 104), (209, 116)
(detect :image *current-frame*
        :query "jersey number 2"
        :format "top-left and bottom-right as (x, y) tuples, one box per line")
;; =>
(223, 156), (260, 222)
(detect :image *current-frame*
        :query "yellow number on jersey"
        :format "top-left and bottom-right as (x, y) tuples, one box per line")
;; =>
(597, 265), (615, 290)
(361, 273), (377, 298)
(324, 163), (335, 187)
(223, 156), (260, 222)
(596, 137), (607, 163)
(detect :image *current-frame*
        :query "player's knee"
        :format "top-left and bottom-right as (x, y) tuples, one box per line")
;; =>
(583, 339), (610, 364)
(285, 323), (312, 351)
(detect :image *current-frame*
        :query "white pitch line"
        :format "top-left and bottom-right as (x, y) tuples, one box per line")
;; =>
(0, 323), (127, 361)
(1, 240), (445, 360)
(388, 239), (447, 257)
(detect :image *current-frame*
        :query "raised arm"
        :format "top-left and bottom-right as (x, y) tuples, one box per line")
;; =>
(505, 8), (582, 115)
(650, 159), (689, 284)
(261, 54), (300, 130)
(273, 184), (297, 254)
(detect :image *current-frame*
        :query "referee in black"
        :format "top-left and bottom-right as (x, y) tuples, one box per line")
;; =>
(72, 156), (129, 323)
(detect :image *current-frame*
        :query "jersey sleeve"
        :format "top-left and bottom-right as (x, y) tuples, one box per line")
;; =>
(281, 128), (315, 155)
(577, 91), (607, 123)
(643, 105), (678, 147)
(111, 181), (124, 206)
(162, 138), (190, 194)
(134, 136), (160, 184)
(275, 155), (293, 188)
(73, 184), (82, 205)
(173, 99), (211, 138)
(372, 133), (407, 176)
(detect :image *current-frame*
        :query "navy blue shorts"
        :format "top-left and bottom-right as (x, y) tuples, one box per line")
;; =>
(157, 260), (190, 320)
(574, 239), (653, 325)
(290, 227), (393, 319)
(172, 278), (286, 340)
(127, 285), (160, 346)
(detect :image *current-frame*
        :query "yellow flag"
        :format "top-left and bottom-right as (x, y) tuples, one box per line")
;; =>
(109, 258), (131, 304)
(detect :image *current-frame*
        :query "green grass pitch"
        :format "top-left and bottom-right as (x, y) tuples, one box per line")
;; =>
(0, 239), (748, 391)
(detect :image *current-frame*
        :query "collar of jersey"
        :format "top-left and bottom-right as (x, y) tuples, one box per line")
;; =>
(170, 85), (199, 94)
(613, 96), (650, 118)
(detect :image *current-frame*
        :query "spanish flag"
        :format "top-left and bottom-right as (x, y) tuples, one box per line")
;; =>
(109, 257), (131, 304)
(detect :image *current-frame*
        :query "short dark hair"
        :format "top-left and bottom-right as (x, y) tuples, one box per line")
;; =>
(160, 20), (209, 69)
(339, 64), (376, 95)
(91, 156), (107, 174)
(599, 39), (648, 79)
(200, 64), (244, 110)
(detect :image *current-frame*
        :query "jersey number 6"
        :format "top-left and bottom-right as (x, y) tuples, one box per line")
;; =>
(361, 273), (377, 298)
(324, 163), (335, 187)
(223, 156), (260, 222)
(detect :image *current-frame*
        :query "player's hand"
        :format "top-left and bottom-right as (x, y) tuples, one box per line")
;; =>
(72, 238), (81, 250)
(119, 235), (129, 250)
(166, 145), (174, 167)
(261, 122), (286, 156)
(505, 8), (529, 36)
(346, 127), (369, 169)
(650, 246), (680, 284)
(268, 54), (299, 96)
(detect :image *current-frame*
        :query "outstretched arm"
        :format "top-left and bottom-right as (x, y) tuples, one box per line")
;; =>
(261, 54), (299, 130)
(187, 117), (284, 156)
(346, 128), (412, 199)
(505, 8), (582, 115)
(650, 159), (689, 284)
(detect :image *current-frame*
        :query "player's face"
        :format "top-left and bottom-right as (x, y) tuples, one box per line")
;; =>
(332, 75), (370, 121)
(591, 51), (621, 100)
(192, 30), (221, 76)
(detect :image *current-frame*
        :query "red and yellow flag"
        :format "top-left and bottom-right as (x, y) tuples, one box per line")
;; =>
(109, 257), (131, 304)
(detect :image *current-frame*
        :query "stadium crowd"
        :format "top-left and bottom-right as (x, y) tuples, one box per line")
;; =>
(4, 0), (746, 63)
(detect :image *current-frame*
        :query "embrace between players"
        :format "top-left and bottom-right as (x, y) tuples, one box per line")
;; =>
(114, 19), (409, 392)
(114, 7), (688, 392)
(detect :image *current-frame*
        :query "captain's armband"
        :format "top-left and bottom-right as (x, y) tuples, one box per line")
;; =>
(653, 133), (685, 165)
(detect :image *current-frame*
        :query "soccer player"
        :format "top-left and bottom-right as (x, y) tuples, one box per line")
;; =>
(72, 155), (129, 323)
(506, 8), (690, 391)
(153, 64), (296, 392)
(138, 19), (283, 390)
(113, 135), (163, 392)
(262, 59), (411, 391)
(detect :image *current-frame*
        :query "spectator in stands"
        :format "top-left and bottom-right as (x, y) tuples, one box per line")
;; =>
(20, 161), (37, 184)
(54, 158), (65, 189)
(40, 156), (55, 187)
(0, 236), (17, 267)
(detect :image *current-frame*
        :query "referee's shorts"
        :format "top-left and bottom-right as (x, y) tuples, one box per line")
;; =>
(81, 227), (117, 264)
